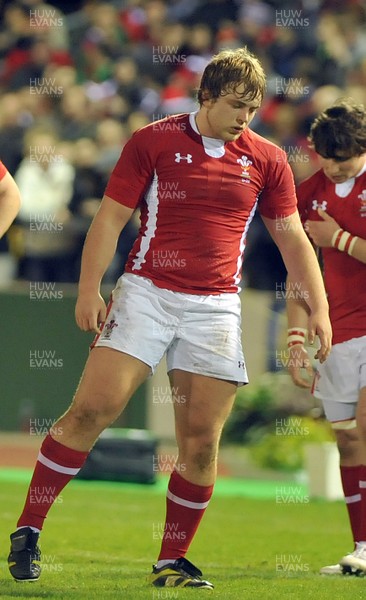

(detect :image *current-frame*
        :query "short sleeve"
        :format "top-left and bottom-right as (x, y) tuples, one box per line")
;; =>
(296, 179), (310, 223)
(104, 128), (155, 209)
(296, 171), (324, 223)
(258, 151), (297, 219)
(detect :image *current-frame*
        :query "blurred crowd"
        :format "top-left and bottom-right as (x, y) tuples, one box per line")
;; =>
(0, 0), (365, 286)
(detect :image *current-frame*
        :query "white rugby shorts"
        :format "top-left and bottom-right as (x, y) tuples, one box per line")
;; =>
(92, 273), (248, 385)
(312, 335), (366, 424)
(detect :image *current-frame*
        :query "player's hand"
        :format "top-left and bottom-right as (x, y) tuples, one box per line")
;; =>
(304, 209), (340, 247)
(75, 291), (107, 333)
(287, 344), (314, 388)
(307, 308), (332, 363)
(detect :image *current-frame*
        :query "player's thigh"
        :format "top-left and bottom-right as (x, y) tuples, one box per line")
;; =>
(354, 342), (366, 432)
(72, 347), (151, 414)
(169, 369), (237, 439)
(93, 273), (178, 373)
(356, 386), (366, 432)
(333, 425), (362, 464)
(166, 292), (248, 386)
(314, 340), (360, 402)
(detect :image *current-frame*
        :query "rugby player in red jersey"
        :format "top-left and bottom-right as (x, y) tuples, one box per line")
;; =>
(287, 100), (366, 576)
(0, 160), (21, 238)
(8, 48), (331, 590)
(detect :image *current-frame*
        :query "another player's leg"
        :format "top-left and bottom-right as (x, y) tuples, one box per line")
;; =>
(148, 370), (237, 589)
(313, 343), (365, 575)
(320, 422), (363, 575)
(8, 348), (150, 582)
(340, 385), (366, 574)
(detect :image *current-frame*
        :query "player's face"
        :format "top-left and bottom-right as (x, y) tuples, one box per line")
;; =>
(319, 153), (366, 184)
(198, 84), (261, 141)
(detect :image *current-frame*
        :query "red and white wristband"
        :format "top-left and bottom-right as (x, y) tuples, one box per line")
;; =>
(331, 228), (359, 256)
(287, 327), (307, 348)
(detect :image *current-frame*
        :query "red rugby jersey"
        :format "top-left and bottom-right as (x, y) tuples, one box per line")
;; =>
(106, 113), (297, 294)
(297, 166), (366, 344)
(0, 161), (7, 180)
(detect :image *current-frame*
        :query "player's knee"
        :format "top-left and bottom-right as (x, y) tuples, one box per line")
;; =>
(182, 419), (219, 441)
(190, 441), (217, 472)
(68, 393), (123, 429)
(181, 433), (219, 472)
(335, 428), (359, 460)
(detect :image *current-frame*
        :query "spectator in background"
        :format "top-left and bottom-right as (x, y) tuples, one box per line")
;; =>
(0, 93), (27, 175)
(184, 0), (238, 34)
(125, 110), (150, 136)
(21, 0), (69, 51)
(113, 56), (144, 108)
(14, 126), (77, 282)
(57, 85), (97, 140)
(94, 118), (127, 175)
(82, 2), (127, 61)
(6, 37), (73, 92)
(94, 118), (139, 281)
(68, 136), (108, 280)
(237, 0), (274, 48)
(0, 1), (71, 90)
(69, 137), (106, 223)
(0, 3), (34, 90)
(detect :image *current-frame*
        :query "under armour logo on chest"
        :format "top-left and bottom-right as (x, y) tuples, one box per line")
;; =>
(175, 153), (192, 163)
(312, 200), (327, 211)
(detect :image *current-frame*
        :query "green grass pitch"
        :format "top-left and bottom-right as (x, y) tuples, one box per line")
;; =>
(1, 469), (365, 600)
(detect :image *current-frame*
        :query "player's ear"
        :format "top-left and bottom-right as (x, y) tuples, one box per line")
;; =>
(200, 90), (214, 107)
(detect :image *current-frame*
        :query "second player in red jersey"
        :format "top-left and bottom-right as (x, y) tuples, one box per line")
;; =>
(297, 162), (366, 344)
(288, 100), (366, 576)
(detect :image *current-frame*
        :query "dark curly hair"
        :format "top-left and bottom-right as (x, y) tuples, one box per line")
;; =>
(309, 99), (366, 160)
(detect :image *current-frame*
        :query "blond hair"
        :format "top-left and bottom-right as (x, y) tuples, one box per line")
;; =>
(197, 48), (266, 105)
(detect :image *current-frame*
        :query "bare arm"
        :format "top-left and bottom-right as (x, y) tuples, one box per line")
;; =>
(262, 210), (332, 362)
(286, 281), (316, 388)
(348, 237), (366, 263)
(75, 195), (134, 333)
(0, 172), (21, 238)
(306, 208), (366, 264)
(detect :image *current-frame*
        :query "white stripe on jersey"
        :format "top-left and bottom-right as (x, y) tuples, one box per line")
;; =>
(233, 198), (258, 288)
(132, 171), (159, 270)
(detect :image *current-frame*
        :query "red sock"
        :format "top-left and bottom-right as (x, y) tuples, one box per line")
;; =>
(358, 465), (366, 542)
(340, 465), (362, 544)
(158, 470), (214, 561)
(17, 434), (89, 531)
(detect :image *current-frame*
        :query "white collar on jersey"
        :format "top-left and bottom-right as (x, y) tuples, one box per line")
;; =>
(335, 159), (366, 198)
(189, 111), (226, 158)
